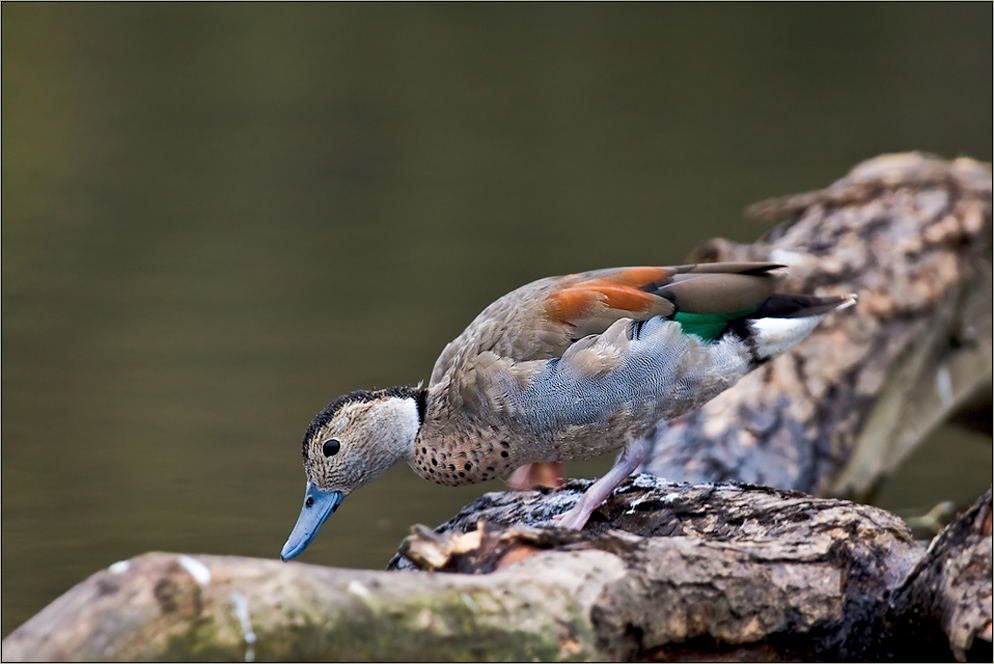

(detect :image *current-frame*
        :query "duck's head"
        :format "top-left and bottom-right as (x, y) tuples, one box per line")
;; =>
(280, 386), (426, 561)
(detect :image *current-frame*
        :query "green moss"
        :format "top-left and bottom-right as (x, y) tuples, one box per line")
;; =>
(148, 584), (601, 661)
(284, 588), (596, 661)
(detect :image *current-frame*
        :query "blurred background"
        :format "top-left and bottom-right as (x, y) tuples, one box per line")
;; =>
(3, 4), (991, 636)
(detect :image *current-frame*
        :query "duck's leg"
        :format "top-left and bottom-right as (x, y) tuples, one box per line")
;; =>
(507, 462), (564, 490)
(554, 437), (648, 530)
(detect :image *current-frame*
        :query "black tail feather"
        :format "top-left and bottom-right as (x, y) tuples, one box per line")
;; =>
(749, 293), (854, 319)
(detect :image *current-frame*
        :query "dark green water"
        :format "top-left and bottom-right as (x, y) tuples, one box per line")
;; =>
(3, 4), (991, 637)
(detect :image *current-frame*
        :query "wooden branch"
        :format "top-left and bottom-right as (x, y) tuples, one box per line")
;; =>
(641, 153), (992, 500)
(888, 487), (993, 662)
(0, 546), (620, 661)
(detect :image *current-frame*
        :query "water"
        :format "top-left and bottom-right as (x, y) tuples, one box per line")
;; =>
(3, 4), (991, 637)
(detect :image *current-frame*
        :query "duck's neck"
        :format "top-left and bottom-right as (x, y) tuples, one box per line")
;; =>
(364, 386), (427, 471)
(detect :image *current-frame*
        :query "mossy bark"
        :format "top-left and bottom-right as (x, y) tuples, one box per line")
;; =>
(1, 547), (620, 661)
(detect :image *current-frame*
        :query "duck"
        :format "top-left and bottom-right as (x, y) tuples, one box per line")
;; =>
(280, 262), (854, 560)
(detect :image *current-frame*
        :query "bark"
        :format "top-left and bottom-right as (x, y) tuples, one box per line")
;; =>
(888, 487), (994, 662)
(391, 477), (925, 661)
(641, 152), (992, 500)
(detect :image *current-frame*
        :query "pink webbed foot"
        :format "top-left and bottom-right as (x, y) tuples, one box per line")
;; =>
(506, 462), (564, 490)
(554, 437), (648, 530)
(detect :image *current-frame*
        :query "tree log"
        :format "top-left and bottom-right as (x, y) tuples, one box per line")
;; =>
(4, 480), (991, 661)
(641, 152), (992, 500)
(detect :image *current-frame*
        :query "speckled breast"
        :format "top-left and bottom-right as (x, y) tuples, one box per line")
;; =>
(409, 424), (529, 486)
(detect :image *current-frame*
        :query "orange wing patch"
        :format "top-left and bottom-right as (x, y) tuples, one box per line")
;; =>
(548, 271), (674, 328)
(597, 266), (672, 287)
(548, 281), (654, 323)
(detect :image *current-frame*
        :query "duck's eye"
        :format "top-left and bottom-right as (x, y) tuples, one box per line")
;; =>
(322, 439), (341, 457)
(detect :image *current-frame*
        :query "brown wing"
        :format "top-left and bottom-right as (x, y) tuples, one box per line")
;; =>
(430, 262), (784, 391)
(544, 262), (783, 344)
